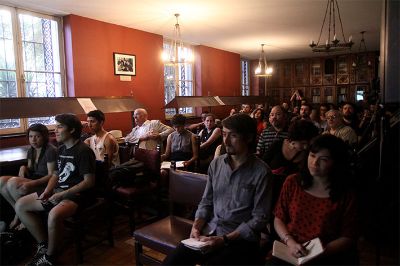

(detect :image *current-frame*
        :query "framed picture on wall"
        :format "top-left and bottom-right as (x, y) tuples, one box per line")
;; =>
(113, 53), (136, 76)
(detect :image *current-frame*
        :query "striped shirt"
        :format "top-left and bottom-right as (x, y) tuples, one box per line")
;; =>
(256, 126), (288, 155)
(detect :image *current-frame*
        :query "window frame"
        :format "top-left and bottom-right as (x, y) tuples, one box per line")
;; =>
(241, 59), (250, 96)
(163, 38), (195, 118)
(0, 6), (66, 135)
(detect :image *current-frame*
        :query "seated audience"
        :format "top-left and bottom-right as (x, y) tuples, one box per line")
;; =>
(251, 107), (267, 140)
(271, 135), (359, 265)
(240, 103), (252, 115)
(319, 103), (329, 131)
(310, 108), (323, 132)
(292, 106), (300, 118)
(291, 103), (312, 123)
(341, 102), (360, 134)
(281, 102), (290, 113)
(163, 113), (272, 265)
(229, 107), (239, 116)
(0, 124), (57, 231)
(323, 109), (358, 149)
(84, 110), (120, 167)
(15, 113), (96, 266)
(161, 114), (198, 170)
(257, 105), (288, 156)
(198, 113), (222, 172)
(186, 111), (209, 133)
(262, 120), (319, 207)
(125, 108), (173, 150)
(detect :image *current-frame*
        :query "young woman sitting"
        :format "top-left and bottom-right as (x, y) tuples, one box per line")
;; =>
(271, 134), (359, 265)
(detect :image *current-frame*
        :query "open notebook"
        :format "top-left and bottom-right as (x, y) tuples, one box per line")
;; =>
(161, 161), (185, 169)
(272, 238), (324, 265)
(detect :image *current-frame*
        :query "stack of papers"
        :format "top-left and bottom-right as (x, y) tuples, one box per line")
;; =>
(181, 238), (210, 251)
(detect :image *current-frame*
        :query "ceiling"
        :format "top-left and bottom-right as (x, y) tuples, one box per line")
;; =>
(1, 0), (383, 60)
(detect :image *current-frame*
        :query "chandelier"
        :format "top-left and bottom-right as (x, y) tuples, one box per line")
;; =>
(309, 0), (354, 53)
(162, 14), (193, 65)
(352, 31), (372, 69)
(255, 44), (273, 77)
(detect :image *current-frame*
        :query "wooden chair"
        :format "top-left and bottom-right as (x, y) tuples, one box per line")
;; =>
(112, 144), (161, 234)
(133, 168), (208, 265)
(64, 159), (114, 264)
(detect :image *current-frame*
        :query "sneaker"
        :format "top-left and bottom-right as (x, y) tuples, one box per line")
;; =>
(26, 243), (47, 266)
(31, 254), (53, 266)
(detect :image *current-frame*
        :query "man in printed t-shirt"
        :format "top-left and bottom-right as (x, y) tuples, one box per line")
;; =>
(16, 113), (96, 266)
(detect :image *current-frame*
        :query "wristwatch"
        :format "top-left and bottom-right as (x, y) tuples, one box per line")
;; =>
(222, 234), (230, 246)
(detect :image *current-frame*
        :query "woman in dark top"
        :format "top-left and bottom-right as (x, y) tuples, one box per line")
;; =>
(0, 123), (57, 230)
(162, 114), (198, 169)
(198, 113), (222, 172)
(262, 120), (319, 208)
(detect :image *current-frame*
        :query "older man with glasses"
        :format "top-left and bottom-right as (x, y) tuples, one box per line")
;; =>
(323, 109), (358, 149)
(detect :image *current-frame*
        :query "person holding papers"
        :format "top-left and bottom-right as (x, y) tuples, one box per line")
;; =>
(271, 135), (359, 265)
(163, 114), (273, 265)
(161, 114), (198, 170)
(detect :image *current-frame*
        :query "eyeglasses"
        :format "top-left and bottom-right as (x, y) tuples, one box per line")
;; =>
(326, 115), (337, 120)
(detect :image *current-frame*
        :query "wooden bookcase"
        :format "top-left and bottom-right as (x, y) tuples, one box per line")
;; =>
(259, 51), (378, 106)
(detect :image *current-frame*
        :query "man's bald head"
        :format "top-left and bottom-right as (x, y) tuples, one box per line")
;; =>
(134, 108), (148, 126)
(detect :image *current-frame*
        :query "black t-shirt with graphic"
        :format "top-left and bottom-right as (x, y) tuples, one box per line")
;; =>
(56, 141), (96, 190)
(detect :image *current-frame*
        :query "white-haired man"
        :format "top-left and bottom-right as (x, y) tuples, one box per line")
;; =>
(125, 108), (173, 150)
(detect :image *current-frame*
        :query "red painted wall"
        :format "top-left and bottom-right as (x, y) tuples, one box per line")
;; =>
(195, 45), (241, 119)
(0, 16), (242, 148)
(64, 15), (165, 135)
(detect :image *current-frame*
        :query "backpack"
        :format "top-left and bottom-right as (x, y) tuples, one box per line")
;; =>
(108, 158), (145, 187)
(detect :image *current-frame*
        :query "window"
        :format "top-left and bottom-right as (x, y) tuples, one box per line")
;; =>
(0, 6), (65, 134)
(163, 40), (194, 117)
(241, 59), (249, 96)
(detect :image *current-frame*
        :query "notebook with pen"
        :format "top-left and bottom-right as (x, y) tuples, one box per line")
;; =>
(272, 237), (324, 265)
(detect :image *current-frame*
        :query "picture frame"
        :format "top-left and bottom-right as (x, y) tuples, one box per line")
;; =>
(113, 53), (136, 76)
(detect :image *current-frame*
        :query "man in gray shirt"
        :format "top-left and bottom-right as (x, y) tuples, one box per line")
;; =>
(163, 113), (272, 265)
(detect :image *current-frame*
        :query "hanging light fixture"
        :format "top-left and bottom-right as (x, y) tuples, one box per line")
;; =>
(309, 0), (354, 53)
(255, 44), (273, 77)
(162, 13), (193, 65)
(352, 31), (372, 69)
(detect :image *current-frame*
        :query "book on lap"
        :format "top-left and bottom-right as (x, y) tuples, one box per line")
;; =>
(272, 237), (324, 265)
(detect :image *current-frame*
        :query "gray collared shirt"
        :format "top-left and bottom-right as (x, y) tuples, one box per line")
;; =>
(195, 153), (272, 242)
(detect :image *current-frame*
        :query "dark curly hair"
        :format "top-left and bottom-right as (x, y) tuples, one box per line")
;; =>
(287, 120), (319, 141)
(171, 114), (186, 127)
(87, 109), (105, 123)
(27, 123), (49, 145)
(55, 113), (82, 140)
(298, 134), (352, 202)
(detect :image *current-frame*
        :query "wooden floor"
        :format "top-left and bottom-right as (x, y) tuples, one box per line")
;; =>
(17, 212), (398, 266)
